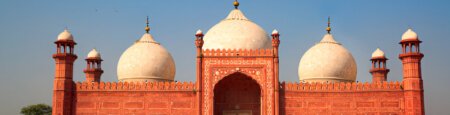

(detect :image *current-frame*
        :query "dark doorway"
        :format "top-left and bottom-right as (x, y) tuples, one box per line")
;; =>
(214, 72), (261, 115)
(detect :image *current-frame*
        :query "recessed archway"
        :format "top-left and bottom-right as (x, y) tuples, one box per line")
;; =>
(213, 72), (261, 115)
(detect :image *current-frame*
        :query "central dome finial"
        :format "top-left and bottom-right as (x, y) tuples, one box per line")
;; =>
(326, 16), (331, 34)
(233, 0), (240, 9)
(145, 16), (150, 33)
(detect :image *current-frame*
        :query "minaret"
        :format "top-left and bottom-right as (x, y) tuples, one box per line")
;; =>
(52, 28), (77, 115)
(272, 29), (280, 56)
(370, 48), (389, 82)
(83, 49), (103, 82)
(271, 29), (280, 115)
(399, 28), (425, 114)
(195, 29), (204, 115)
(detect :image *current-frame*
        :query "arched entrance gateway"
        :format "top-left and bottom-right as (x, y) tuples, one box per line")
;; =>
(195, 26), (281, 115)
(214, 72), (261, 115)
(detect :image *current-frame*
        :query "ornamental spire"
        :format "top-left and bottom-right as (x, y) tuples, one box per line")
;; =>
(233, 0), (240, 9)
(326, 16), (331, 34)
(145, 16), (150, 33)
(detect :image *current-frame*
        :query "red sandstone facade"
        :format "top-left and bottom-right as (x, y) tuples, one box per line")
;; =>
(52, 31), (425, 114)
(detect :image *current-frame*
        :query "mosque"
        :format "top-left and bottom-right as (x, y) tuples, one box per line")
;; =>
(51, 1), (425, 115)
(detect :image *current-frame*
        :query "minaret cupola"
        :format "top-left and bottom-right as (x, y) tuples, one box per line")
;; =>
(55, 28), (76, 54)
(370, 48), (389, 82)
(84, 49), (103, 82)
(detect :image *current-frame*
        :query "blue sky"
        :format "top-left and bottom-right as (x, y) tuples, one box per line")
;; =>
(0, 0), (449, 114)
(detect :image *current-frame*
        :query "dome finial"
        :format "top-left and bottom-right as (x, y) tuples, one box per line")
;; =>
(408, 25), (413, 31)
(326, 16), (331, 34)
(145, 16), (150, 33)
(233, 0), (240, 9)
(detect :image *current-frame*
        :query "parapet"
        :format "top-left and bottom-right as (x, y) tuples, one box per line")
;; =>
(281, 81), (403, 92)
(202, 49), (273, 57)
(75, 81), (196, 91)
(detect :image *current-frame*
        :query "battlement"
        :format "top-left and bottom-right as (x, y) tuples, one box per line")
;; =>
(75, 81), (196, 91)
(281, 81), (403, 92)
(202, 49), (273, 57)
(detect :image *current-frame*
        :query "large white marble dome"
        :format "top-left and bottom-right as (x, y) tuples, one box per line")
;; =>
(298, 33), (357, 82)
(117, 33), (176, 82)
(202, 9), (271, 49)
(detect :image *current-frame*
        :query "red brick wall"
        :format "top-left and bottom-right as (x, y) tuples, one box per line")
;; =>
(280, 82), (405, 115)
(74, 82), (197, 115)
(69, 81), (411, 115)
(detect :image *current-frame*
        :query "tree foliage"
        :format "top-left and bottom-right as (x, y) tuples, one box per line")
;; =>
(20, 104), (52, 115)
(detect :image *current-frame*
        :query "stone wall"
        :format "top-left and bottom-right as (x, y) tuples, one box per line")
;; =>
(70, 81), (409, 115)
(280, 81), (405, 115)
(74, 81), (197, 114)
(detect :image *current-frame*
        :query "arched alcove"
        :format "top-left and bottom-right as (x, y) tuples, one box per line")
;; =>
(213, 72), (261, 115)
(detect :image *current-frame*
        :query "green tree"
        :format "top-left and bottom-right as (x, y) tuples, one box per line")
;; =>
(20, 104), (52, 115)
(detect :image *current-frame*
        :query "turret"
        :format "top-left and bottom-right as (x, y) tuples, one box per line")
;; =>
(83, 49), (103, 82)
(271, 29), (280, 57)
(195, 29), (204, 57)
(400, 28), (423, 80)
(52, 28), (77, 115)
(370, 48), (389, 82)
(271, 29), (281, 114)
(399, 28), (425, 114)
(194, 29), (204, 115)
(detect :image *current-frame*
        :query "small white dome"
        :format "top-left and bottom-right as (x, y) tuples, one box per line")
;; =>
(57, 29), (74, 41)
(401, 28), (418, 40)
(87, 49), (101, 59)
(272, 29), (279, 35)
(202, 9), (271, 49)
(371, 48), (385, 58)
(117, 33), (176, 82)
(298, 34), (357, 83)
(196, 29), (203, 35)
